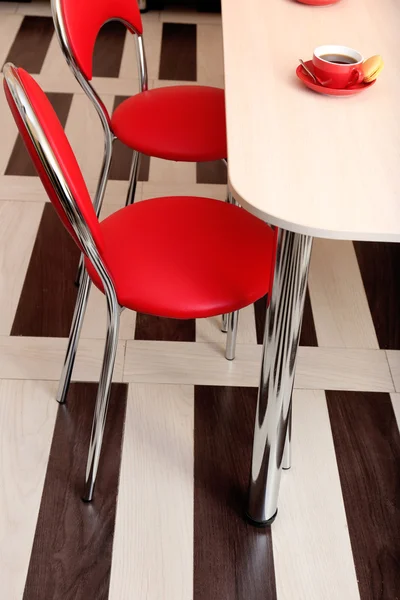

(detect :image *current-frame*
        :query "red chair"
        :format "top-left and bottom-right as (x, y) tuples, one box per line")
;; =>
(51, 0), (238, 358)
(3, 63), (276, 501)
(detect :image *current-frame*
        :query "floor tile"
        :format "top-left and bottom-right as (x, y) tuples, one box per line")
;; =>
(124, 342), (394, 391)
(10, 204), (79, 338)
(296, 347), (393, 392)
(0, 200), (43, 335)
(196, 305), (257, 346)
(142, 181), (226, 201)
(0, 2), (18, 14)
(120, 19), (163, 81)
(272, 390), (360, 600)
(17, 0), (52, 16)
(160, 8), (222, 25)
(194, 385), (277, 600)
(23, 382), (128, 600)
(92, 21), (126, 78)
(390, 393), (400, 430)
(40, 32), (77, 84)
(5, 15), (54, 74)
(327, 390), (400, 600)
(0, 336), (125, 382)
(0, 13), (24, 66)
(159, 23), (196, 81)
(81, 285), (137, 341)
(148, 157), (196, 184)
(309, 239), (378, 348)
(0, 379), (58, 600)
(386, 350), (400, 391)
(64, 93), (114, 183)
(109, 383), (194, 600)
(197, 24), (224, 87)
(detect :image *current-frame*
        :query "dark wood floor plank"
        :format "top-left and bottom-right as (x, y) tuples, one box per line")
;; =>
(23, 382), (128, 600)
(194, 386), (277, 600)
(109, 95), (150, 182)
(196, 160), (227, 184)
(135, 313), (196, 342)
(6, 92), (73, 177)
(299, 287), (318, 346)
(326, 391), (400, 600)
(159, 23), (197, 81)
(92, 21), (126, 78)
(5, 16), (54, 73)
(254, 287), (317, 346)
(254, 293), (268, 345)
(11, 204), (80, 337)
(354, 241), (400, 349)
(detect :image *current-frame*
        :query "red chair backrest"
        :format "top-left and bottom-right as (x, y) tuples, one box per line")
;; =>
(56, 0), (143, 81)
(3, 65), (103, 253)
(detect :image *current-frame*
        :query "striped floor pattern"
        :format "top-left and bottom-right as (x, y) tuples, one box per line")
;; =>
(0, 2), (399, 599)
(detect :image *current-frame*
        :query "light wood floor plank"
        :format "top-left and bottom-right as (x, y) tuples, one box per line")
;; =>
(109, 383), (194, 600)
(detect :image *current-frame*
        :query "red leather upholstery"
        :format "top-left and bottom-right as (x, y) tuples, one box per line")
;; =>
(4, 66), (275, 319)
(85, 197), (274, 318)
(59, 0), (143, 81)
(111, 86), (227, 161)
(3, 68), (103, 251)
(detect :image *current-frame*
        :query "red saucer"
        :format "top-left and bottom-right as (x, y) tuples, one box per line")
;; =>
(296, 60), (376, 96)
(296, 0), (340, 5)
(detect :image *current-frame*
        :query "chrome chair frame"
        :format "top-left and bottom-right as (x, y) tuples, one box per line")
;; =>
(4, 63), (121, 501)
(51, 0), (239, 360)
(4, 60), (292, 516)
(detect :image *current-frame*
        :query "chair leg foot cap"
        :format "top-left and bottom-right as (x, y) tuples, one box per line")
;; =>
(245, 509), (278, 527)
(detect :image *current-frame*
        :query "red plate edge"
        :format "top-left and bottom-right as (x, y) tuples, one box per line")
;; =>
(296, 0), (341, 6)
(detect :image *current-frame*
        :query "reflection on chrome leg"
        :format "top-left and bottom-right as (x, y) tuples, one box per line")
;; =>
(57, 269), (92, 404)
(282, 399), (292, 470)
(83, 295), (121, 502)
(247, 229), (313, 525)
(125, 150), (141, 206)
(225, 310), (239, 360)
(221, 187), (237, 334)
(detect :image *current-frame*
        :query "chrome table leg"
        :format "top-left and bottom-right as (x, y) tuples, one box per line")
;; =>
(247, 229), (313, 525)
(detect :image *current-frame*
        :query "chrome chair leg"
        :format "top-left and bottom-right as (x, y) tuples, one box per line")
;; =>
(221, 188), (238, 360)
(125, 150), (141, 206)
(225, 310), (239, 360)
(282, 398), (292, 470)
(57, 269), (92, 404)
(83, 294), (121, 502)
(246, 229), (313, 526)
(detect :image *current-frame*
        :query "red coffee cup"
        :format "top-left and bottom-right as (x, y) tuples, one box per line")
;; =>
(313, 45), (364, 89)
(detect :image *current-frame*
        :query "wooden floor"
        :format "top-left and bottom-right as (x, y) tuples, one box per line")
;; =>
(0, 2), (399, 599)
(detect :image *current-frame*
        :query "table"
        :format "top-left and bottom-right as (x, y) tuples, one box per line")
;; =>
(221, 0), (400, 524)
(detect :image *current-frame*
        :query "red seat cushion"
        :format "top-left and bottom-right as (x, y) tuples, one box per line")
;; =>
(85, 196), (274, 318)
(111, 86), (227, 162)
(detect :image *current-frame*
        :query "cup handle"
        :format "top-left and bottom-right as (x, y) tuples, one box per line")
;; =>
(347, 67), (365, 87)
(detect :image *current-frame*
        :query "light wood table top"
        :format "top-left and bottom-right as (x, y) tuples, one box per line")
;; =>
(221, 0), (400, 241)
